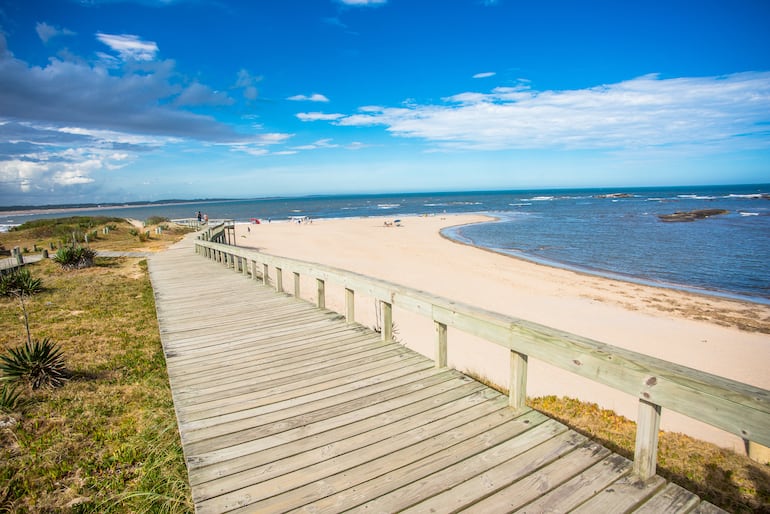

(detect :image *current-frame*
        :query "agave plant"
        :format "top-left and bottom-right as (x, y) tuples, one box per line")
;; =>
(0, 382), (23, 412)
(0, 338), (68, 389)
(53, 245), (96, 269)
(0, 268), (42, 297)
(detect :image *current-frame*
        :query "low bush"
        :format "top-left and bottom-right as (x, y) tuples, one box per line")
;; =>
(145, 216), (169, 225)
(53, 245), (96, 269)
(0, 383), (22, 412)
(0, 268), (43, 297)
(0, 338), (68, 390)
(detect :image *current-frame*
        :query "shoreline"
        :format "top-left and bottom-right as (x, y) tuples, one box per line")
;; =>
(440, 216), (770, 308)
(232, 213), (770, 451)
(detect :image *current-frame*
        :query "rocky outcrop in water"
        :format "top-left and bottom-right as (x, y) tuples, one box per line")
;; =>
(658, 209), (729, 222)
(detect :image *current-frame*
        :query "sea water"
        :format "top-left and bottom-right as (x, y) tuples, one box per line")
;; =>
(2, 184), (768, 302)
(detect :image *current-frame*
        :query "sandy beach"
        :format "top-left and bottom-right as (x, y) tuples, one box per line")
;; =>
(232, 214), (770, 452)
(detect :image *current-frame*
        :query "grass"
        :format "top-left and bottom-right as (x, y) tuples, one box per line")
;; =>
(0, 220), (193, 512)
(465, 370), (770, 513)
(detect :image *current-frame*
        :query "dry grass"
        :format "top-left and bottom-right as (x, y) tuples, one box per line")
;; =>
(0, 221), (192, 512)
(530, 396), (770, 513)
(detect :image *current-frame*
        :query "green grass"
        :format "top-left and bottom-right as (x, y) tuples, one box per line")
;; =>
(0, 253), (191, 511)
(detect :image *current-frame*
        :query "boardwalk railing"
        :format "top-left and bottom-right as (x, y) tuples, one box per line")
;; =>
(193, 233), (770, 480)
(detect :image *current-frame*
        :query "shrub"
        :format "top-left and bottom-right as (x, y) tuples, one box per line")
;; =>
(0, 382), (22, 412)
(0, 268), (43, 297)
(145, 216), (169, 226)
(0, 338), (68, 389)
(53, 245), (96, 269)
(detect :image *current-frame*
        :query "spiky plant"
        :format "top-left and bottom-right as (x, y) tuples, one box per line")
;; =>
(0, 268), (42, 297)
(0, 338), (68, 389)
(53, 245), (96, 269)
(0, 382), (23, 412)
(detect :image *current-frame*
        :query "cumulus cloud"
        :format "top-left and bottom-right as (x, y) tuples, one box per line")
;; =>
(296, 112), (345, 121)
(335, 73), (770, 151)
(96, 33), (159, 61)
(288, 93), (330, 102)
(0, 35), (289, 200)
(175, 82), (234, 107)
(36, 22), (76, 43)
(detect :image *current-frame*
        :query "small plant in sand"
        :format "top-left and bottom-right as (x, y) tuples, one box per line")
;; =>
(0, 268), (42, 297)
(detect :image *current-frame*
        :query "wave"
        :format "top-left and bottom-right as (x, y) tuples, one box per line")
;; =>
(377, 203), (401, 209)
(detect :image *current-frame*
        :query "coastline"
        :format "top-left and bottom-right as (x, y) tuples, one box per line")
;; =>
(233, 213), (770, 452)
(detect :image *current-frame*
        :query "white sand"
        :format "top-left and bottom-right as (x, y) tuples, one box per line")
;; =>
(233, 214), (770, 452)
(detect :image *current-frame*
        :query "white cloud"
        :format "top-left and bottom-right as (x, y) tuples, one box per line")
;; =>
(36, 22), (76, 44)
(288, 93), (330, 102)
(175, 82), (234, 107)
(335, 72), (770, 151)
(296, 112), (345, 121)
(473, 71), (496, 79)
(96, 33), (159, 61)
(234, 69), (262, 100)
(337, 0), (387, 5)
(291, 138), (338, 151)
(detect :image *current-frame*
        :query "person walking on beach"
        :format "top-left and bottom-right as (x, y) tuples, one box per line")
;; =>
(197, 211), (202, 223)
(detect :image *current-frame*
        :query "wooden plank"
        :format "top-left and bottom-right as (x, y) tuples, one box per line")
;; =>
(511, 453), (631, 513)
(147, 237), (725, 513)
(201, 403), (524, 513)
(632, 482), (701, 513)
(460, 441), (613, 513)
(398, 429), (588, 513)
(570, 474), (667, 513)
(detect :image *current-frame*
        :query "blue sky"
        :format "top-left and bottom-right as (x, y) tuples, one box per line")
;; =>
(0, 0), (769, 205)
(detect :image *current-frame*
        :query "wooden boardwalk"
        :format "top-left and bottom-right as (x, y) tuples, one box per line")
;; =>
(148, 238), (725, 513)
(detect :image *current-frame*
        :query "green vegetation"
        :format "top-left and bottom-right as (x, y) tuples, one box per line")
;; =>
(54, 245), (97, 269)
(0, 268), (43, 297)
(0, 220), (192, 512)
(1, 338), (68, 390)
(145, 216), (170, 226)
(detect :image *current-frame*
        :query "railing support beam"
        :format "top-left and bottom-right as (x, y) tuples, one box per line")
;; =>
(293, 272), (301, 298)
(435, 321), (447, 368)
(633, 399), (662, 480)
(276, 267), (283, 292)
(262, 263), (269, 286)
(317, 279), (326, 309)
(381, 301), (393, 341)
(345, 288), (355, 323)
(509, 350), (528, 412)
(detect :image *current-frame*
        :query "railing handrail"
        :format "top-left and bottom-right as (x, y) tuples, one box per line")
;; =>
(194, 236), (770, 478)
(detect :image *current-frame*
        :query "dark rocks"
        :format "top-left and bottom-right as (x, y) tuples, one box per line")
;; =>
(658, 209), (729, 222)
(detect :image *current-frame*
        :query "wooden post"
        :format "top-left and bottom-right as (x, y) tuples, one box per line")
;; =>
(262, 263), (269, 285)
(251, 260), (258, 281)
(345, 288), (355, 323)
(381, 301), (393, 341)
(242, 257), (248, 275)
(317, 279), (325, 309)
(276, 267), (283, 292)
(509, 350), (528, 412)
(42, 249), (49, 259)
(633, 398), (662, 480)
(435, 321), (447, 368)
(293, 272), (300, 297)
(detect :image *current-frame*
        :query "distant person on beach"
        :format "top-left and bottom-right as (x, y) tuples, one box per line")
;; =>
(197, 211), (202, 223)
(203, 213), (208, 224)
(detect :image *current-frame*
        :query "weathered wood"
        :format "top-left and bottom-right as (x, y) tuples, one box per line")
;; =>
(435, 320), (447, 368)
(509, 349), (528, 412)
(633, 482), (701, 513)
(275, 266), (283, 292)
(154, 237), (737, 512)
(634, 398), (662, 480)
(293, 271), (300, 297)
(345, 287), (355, 323)
(316, 278), (325, 309)
(195, 239), (770, 451)
(381, 300), (392, 341)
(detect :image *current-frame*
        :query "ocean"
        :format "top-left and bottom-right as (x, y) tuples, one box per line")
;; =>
(2, 184), (769, 303)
